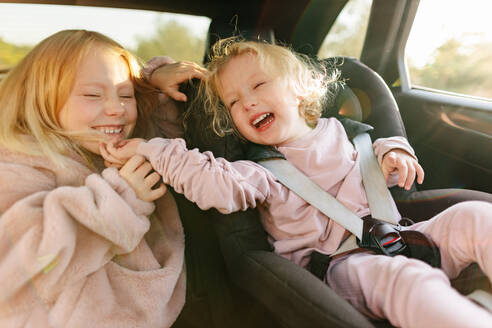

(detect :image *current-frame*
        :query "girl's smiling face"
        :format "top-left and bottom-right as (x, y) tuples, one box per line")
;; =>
(58, 46), (137, 155)
(218, 52), (312, 146)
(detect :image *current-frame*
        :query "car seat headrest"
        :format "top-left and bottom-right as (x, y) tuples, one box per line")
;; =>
(321, 56), (406, 139)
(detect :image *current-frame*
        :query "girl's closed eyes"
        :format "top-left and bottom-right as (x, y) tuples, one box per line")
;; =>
(254, 81), (266, 89)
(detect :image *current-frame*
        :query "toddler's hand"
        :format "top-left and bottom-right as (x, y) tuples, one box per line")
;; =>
(150, 61), (207, 102)
(381, 149), (424, 190)
(119, 155), (166, 202)
(100, 138), (145, 169)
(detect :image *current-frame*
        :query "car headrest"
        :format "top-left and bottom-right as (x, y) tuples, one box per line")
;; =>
(321, 57), (406, 139)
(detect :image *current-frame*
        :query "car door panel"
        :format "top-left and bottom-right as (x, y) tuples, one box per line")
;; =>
(395, 91), (492, 193)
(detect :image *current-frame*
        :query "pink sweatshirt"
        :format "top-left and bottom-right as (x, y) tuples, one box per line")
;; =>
(0, 142), (185, 327)
(137, 118), (415, 267)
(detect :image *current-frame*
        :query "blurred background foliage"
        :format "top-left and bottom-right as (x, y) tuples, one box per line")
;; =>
(408, 39), (492, 98)
(0, 19), (205, 71)
(133, 19), (205, 63)
(0, 37), (31, 70)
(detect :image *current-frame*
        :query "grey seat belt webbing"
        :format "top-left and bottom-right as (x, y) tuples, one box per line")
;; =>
(258, 132), (398, 255)
(258, 159), (364, 239)
(259, 158), (362, 255)
(353, 133), (399, 225)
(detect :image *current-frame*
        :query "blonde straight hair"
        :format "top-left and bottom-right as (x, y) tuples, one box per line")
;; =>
(0, 29), (158, 167)
(199, 37), (340, 137)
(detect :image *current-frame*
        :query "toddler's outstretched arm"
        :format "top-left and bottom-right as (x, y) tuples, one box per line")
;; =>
(133, 138), (274, 213)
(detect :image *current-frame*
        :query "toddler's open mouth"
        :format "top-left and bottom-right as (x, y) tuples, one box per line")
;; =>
(251, 113), (275, 130)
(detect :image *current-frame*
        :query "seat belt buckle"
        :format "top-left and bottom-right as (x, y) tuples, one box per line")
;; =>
(357, 216), (407, 257)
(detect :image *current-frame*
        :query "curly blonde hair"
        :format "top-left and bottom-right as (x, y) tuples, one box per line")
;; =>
(0, 29), (158, 168)
(199, 37), (340, 137)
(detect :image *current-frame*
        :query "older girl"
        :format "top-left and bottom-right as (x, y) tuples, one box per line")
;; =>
(0, 29), (202, 327)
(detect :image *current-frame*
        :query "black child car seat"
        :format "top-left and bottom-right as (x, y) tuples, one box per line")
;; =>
(177, 56), (492, 328)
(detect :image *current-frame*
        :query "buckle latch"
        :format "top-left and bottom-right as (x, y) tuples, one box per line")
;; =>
(357, 216), (407, 256)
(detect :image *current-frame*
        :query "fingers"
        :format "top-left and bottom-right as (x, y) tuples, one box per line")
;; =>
(118, 156), (166, 202)
(174, 61), (207, 79)
(148, 183), (167, 201)
(100, 143), (124, 166)
(161, 64), (205, 101)
(393, 154), (425, 190)
(395, 156), (409, 189)
(398, 157), (426, 190)
(104, 159), (122, 169)
(157, 61), (207, 82)
(134, 161), (153, 180)
(144, 171), (162, 189)
(120, 155), (146, 177)
(114, 139), (132, 148)
(400, 159), (413, 190)
(151, 61), (208, 102)
(105, 142), (125, 161)
(165, 89), (188, 102)
(382, 150), (424, 190)
(415, 162), (425, 184)
(106, 141), (121, 154)
(141, 173), (166, 202)
(382, 152), (396, 181)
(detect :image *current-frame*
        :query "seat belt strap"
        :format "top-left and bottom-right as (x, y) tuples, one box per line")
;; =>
(258, 132), (396, 239)
(353, 133), (399, 225)
(258, 159), (364, 239)
(257, 132), (396, 255)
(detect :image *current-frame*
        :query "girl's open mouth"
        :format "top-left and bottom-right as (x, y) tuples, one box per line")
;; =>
(93, 126), (123, 135)
(251, 113), (275, 130)
(92, 125), (126, 142)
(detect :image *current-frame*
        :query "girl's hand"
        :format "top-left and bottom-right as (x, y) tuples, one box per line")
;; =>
(119, 155), (167, 202)
(381, 149), (424, 190)
(100, 138), (145, 169)
(150, 61), (207, 102)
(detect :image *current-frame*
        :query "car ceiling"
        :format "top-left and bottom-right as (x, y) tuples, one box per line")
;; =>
(2, 0), (309, 22)
(1, 0), (345, 47)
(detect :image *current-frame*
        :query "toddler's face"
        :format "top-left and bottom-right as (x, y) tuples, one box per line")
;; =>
(58, 46), (137, 155)
(218, 52), (312, 146)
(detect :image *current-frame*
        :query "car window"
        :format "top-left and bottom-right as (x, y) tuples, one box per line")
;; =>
(0, 2), (210, 76)
(317, 0), (372, 59)
(405, 0), (492, 100)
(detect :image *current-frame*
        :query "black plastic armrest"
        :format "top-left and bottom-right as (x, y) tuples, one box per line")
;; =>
(392, 187), (492, 221)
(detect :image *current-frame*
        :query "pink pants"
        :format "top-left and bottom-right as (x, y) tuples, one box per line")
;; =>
(326, 201), (492, 328)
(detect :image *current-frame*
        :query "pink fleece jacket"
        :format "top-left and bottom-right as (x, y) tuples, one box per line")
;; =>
(0, 142), (185, 327)
(137, 117), (415, 267)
